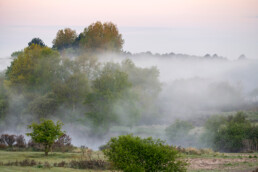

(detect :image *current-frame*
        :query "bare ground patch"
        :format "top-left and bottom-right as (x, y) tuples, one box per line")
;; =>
(187, 157), (258, 171)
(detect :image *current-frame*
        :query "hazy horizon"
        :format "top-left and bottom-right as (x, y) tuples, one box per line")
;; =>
(1, 0), (258, 59)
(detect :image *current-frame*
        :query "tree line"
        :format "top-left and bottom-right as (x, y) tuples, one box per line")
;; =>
(0, 21), (161, 136)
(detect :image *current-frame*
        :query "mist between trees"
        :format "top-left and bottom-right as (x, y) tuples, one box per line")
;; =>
(0, 21), (258, 151)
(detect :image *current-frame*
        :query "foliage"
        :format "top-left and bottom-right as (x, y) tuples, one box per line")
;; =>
(165, 120), (194, 147)
(52, 28), (77, 50)
(26, 119), (64, 156)
(103, 134), (187, 172)
(27, 93), (58, 119)
(69, 160), (109, 170)
(85, 63), (133, 134)
(79, 21), (124, 52)
(53, 72), (90, 109)
(0, 22), (163, 138)
(52, 134), (73, 152)
(0, 134), (16, 147)
(0, 73), (8, 124)
(11, 50), (23, 57)
(121, 59), (161, 123)
(5, 44), (60, 93)
(203, 112), (258, 152)
(28, 38), (46, 47)
(15, 135), (26, 148)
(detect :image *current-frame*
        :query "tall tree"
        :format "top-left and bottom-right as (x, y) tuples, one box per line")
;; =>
(0, 73), (8, 124)
(80, 22), (124, 52)
(28, 38), (46, 47)
(85, 63), (131, 134)
(52, 28), (77, 50)
(5, 44), (60, 93)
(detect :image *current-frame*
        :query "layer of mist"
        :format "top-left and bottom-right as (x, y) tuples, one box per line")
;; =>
(1, 53), (257, 150)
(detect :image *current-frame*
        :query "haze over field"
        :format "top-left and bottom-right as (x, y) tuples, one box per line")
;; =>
(0, 0), (257, 151)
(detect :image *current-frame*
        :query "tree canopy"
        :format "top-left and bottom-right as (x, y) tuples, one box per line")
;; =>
(52, 28), (77, 50)
(79, 22), (124, 52)
(26, 119), (64, 156)
(28, 38), (46, 47)
(5, 44), (60, 93)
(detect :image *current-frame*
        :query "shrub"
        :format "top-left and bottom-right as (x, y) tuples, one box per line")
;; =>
(69, 160), (109, 170)
(165, 120), (195, 147)
(184, 147), (201, 155)
(28, 139), (44, 151)
(213, 112), (258, 152)
(103, 134), (187, 172)
(54, 161), (67, 167)
(1, 134), (16, 147)
(199, 148), (214, 154)
(52, 134), (73, 152)
(15, 135), (26, 148)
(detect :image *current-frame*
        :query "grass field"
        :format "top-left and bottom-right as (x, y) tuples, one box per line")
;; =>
(0, 150), (257, 171)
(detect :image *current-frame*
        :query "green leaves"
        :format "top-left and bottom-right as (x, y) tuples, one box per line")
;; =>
(6, 44), (60, 94)
(204, 112), (258, 152)
(26, 119), (64, 156)
(103, 135), (187, 172)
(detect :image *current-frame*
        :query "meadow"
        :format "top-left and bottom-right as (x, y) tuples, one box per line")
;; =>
(0, 150), (257, 171)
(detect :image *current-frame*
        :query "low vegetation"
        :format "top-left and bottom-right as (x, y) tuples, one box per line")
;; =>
(103, 134), (187, 172)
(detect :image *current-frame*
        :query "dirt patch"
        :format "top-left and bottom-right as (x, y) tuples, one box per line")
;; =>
(187, 158), (257, 171)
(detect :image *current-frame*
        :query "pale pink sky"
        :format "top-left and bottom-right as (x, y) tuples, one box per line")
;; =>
(1, 0), (257, 27)
(0, 0), (258, 59)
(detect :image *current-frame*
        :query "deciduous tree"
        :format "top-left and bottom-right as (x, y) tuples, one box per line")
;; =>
(26, 119), (64, 156)
(52, 28), (77, 50)
(80, 22), (124, 52)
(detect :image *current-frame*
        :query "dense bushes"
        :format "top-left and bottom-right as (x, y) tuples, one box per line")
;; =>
(203, 112), (258, 152)
(103, 134), (187, 172)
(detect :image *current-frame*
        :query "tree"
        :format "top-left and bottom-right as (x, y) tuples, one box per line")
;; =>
(103, 135), (187, 172)
(121, 59), (161, 124)
(27, 93), (58, 119)
(213, 112), (255, 152)
(165, 120), (194, 147)
(28, 38), (46, 47)
(11, 50), (23, 58)
(0, 73), (8, 124)
(5, 44), (60, 94)
(79, 21), (124, 52)
(52, 28), (77, 50)
(53, 72), (90, 111)
(85, 63), (132, 134)
(26, 119), (64, 156)
(202, 112), (258, 152)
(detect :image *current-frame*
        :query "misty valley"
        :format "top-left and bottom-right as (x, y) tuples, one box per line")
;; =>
(0, 22), (257, 172)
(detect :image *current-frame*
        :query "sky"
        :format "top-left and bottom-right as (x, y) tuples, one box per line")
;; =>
(0, 0), (258, 59)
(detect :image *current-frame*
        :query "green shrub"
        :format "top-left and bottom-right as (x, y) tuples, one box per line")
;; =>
(204, 112), (258, 152)
(165, 120), (195, 147)
(103, 134), (187, 172)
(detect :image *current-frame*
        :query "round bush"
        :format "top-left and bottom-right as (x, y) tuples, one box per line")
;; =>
(103, 134), (187, 172)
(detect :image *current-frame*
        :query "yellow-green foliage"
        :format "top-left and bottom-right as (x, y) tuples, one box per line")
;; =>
(26, 119), (64, 156)
(6, 44), (60, 93)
